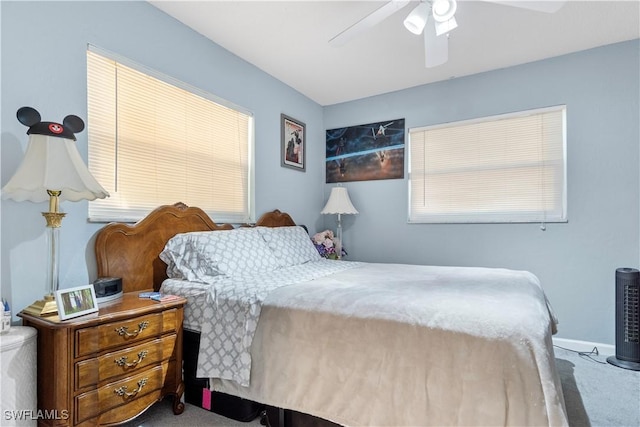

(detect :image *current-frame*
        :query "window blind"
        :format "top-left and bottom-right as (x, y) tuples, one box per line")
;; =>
(87, 47), (253, 223)
(408, 106), (566, 223)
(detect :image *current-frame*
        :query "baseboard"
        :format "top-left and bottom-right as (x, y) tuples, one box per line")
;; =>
(552, 337), (615, 356)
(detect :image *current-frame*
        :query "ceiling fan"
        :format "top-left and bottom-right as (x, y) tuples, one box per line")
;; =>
(329, 0), (566, 68)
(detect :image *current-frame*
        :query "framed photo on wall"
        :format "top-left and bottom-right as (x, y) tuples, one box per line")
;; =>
(55, 284), (99, 320)
(281, 114), (306, 172)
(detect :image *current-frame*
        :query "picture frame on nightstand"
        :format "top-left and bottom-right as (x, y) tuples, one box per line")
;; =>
(55, 284), (99, 320)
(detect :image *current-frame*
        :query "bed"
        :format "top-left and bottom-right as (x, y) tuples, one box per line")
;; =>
(95, 202), (568, 427)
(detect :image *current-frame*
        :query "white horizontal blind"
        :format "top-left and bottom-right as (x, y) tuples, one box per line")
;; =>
(409, 106), (566, 223)
(87, 47), (253, 223)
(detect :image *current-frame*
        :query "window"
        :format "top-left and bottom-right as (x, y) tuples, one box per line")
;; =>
(87, 46), (254, 223)
(408, 106), (566, 223)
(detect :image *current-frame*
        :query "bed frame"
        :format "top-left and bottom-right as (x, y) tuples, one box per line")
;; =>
(94, 203), (565, 427)
(94, 202), (300, 423)
(95, 202), (295, 293)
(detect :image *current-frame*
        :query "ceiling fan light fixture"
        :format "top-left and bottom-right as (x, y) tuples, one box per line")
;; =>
(403, 1), (430, 35)
(432, 0), (457, 22)
(434, 16), (457, 36)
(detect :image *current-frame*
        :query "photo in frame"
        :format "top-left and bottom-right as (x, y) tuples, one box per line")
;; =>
(281, 114), (306, 171)
(326, 118), (405, 183)
(55, 284), (99, 320)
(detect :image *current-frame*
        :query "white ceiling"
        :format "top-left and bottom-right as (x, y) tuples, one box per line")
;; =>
(150, 1), (640, 106)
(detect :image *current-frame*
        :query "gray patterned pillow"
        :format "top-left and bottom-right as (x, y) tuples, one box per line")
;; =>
(256, 226), (321, 267)
(160, 228), (282, 282)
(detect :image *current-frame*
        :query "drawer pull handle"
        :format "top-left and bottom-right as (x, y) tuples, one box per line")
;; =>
(114, 321), (149, 338)
(115, 350), (148, 368)
(114, 378), (147, 398)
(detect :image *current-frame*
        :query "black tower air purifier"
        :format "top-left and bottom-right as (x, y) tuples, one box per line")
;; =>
(607, 268), (640, 370)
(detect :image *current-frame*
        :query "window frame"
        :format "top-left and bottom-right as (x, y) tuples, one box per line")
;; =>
(86, 45), (255, 224)
(407, 105), (567, 224)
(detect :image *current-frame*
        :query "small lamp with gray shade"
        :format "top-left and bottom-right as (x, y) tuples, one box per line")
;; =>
(320, 186), (359, 259)
(2, 107), (109, 316)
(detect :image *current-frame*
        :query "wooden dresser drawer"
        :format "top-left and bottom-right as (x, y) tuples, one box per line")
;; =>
(20, 292), (185, 426)
(75, 334), (177, 390)
(75, 309), (178, 357)
(79, 391), (161, 427)
(75, 362), (169, 424)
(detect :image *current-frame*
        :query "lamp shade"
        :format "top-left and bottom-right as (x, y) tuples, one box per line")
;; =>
(404, 1), (430, 35)
(432, 0), (457, 22)
(321, 187), (359, 215)
(2, 134), (109, 203)
(432, 0), (458, 36)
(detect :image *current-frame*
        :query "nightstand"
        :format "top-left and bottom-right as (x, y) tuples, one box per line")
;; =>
(19, 292), (185, 426)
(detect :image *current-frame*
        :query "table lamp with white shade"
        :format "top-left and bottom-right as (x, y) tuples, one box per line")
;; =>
(320, 186), (359, 260)
(2, 106), (109, 316)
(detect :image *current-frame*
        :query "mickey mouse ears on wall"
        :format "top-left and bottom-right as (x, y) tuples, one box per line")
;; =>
(17, 106), (85, 141)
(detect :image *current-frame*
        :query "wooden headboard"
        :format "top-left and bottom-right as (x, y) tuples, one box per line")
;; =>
(94, 202), (296, 293)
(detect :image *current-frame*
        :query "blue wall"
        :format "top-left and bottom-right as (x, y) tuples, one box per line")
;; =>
(2, 1), (638, 345)
(324, 40), (640, 345)
(1, 1), (325, 317)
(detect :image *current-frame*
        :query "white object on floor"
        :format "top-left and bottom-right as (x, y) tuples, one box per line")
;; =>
(0, 326), (37, 426)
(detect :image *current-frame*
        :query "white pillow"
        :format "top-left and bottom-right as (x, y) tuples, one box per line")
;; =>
(160, 228), (282, 282)
(256, 226), (321, 267)
(160, 237), (218, 282)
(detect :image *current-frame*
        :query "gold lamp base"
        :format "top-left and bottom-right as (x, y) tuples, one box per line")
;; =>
(22, 294), (58, 316)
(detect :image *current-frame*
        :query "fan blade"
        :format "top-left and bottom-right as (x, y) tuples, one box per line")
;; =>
(424, 20), (448, 68)
(329, 0), (411, 46)
(480, 1), (566, 13)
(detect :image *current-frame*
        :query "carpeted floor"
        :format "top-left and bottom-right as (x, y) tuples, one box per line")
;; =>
(123, 346), (640, 427)
(554, 346), (639, 427)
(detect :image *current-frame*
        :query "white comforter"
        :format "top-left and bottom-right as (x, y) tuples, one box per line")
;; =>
(164, 261), (568, 426)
